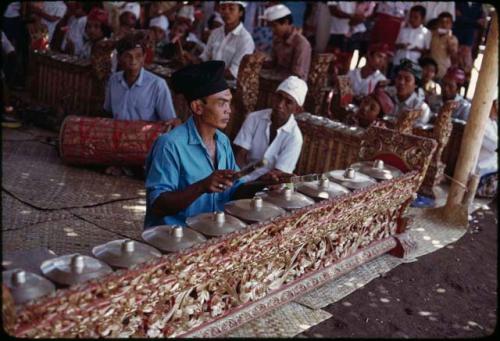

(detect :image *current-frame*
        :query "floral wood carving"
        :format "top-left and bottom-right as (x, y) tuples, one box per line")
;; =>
(359, 126), (438, 188)
(336, 75), (354, 108)
(11, 169), (422, 338)
(90, 39), (118, 81)
(304, 53), (334, 115)
(236, 52), (267, 114)
(416, 100), (459, 197)
(394, 109), (422, 134)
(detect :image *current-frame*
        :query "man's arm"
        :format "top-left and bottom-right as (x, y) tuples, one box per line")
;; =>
(234, 145), (249, 169)
(151, 170), (236, 217)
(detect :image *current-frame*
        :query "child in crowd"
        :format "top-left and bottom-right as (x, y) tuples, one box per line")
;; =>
(418, 56), (441, 103)
(430, 11), (458, 80)
(393, 5), (431, 70)
(61, 2), (88, 56)
(77, 7), (112, 60)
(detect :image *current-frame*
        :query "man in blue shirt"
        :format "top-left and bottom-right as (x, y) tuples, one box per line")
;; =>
(104, 32), (177, 122)
(144, 61), (255, 228)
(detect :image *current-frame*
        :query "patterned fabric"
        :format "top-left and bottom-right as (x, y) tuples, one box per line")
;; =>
(476, 172), (498, 198)
(253, 26), (273, 55)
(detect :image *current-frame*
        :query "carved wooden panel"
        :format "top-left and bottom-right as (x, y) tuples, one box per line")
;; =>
(304, 53), (334, 115)
(394, 109), (422, 134)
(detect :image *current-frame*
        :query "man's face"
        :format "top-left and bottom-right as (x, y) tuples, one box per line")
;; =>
(270, 20), (288, 38)
(197, 89), (233, 130)
(219, 4), (242, 27)
(150, 27), (166, 42)
(422, 64), (437, 83)
(439, 17), (453, 30)
(86, 20), (104, 41)
(367, 51), (387, 71)
(271, 90), (300, 127)
(395, 70), (417, 98)
(409, 10), (423, 28)
(120, 12), (137, 28)
(441, 76), (459, 100)
(357, 96), (381, 127)
(120, 47), (145, 74)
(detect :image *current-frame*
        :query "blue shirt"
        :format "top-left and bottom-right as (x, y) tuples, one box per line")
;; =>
(144, 116), (243, 228)
(104, 67), (176, 121)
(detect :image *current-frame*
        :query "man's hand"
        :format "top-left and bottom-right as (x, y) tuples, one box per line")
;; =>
(258, 169), (292, 184)
(201, 170), (236, 193)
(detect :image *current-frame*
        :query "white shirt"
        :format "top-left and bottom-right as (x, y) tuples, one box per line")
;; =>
(3, 2), (21, 18)
(375, 2), (411, 18)
(476, 118), (498, 176)
(348, 68), (387, 97)
(386, 87), (432, 126)
(393, 24), (431, 65)
(41, 1), (67, 43)
(200, 22), (255, 78)
(233, 109), (303, 182)
(327, 1), (361, 36)
(61, 15), (87, 55)
(1, 31), (15, 54)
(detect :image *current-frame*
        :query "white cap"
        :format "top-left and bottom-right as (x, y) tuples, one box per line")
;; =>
(219, 1), (247, 8)
(263, 4), (292, 22)
(119, 2), (141, 20)
(276, 76), (308, 106)
(177, 7), (195, 23)
(149, 15), (169, 32)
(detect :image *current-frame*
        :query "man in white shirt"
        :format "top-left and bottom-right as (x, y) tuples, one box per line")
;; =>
(393, 5), (431, 66)
(61, 2), (87, 56)
(40, 1), (67, 44)
(385, 59), (431, 126)
(327, 1), (365, 51)
(233, 76), (307, 182)
(193, 1), (255, 80)
(348, 43), (391, 101)
(413, 1), (455, 25)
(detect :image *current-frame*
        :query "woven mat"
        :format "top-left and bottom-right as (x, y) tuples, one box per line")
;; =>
(225, 302), (332, 337)
(2, 140), (144, 209)
(294, 254), (404, 310)
(291, 198), (488, 311)
(2, 217), (122, 257)
(1, 191), (72, 231)
(71, 198), (147, 240)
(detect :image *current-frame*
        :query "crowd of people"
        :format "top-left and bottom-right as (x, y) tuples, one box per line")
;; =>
(0, 1), (497, 227)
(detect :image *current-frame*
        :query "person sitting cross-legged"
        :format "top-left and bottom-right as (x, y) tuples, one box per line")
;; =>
(233, 76), (307, 182)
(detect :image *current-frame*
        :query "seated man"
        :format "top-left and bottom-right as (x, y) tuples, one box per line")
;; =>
(233, 76), (307, 182)
(347, 42), (391, 102)
(344, 86), (395, 128)
(185, 1), (255, 80)
(385, 58), (432, 126)
(144, 61), (256, 228)
(262, 4), (312, 80)
(103, 32), (177, 122)
(429, 66), (471, 121)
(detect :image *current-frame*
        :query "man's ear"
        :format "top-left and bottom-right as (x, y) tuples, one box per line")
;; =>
(190, 99), (204, 116)
(294, 103), (304, 114)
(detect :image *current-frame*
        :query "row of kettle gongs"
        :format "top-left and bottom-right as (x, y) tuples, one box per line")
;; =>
(4, 161), (402, 304)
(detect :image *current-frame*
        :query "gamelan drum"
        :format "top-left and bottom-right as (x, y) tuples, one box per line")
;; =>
(59, 115), (175, 166)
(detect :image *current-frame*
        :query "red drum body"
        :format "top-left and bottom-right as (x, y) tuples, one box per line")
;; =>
(59, 116), (174, 166)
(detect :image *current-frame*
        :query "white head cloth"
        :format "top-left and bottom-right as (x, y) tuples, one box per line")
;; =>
(149, 15), (169, 31)
(219, 1), (247, 8)
(120, 2), (141, 20)
(276, 76), (308, 106)
(264, 4), (292, 22)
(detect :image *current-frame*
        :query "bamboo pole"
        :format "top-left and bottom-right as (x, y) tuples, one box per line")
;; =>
(427, 12), (498, 226)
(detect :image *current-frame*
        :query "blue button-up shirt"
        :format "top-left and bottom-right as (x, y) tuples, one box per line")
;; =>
(104, 67), (176, 121)
(144, 116), (243, 228)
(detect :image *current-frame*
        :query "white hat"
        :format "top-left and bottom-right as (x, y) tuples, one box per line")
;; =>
(119, 2), (141, 20)
(177, 6), (195, 23)
(263, 4), (292, 22)
(149, 15), (169, 32)
(276, 76), (308, 106)
(219, 1), (247, 8)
